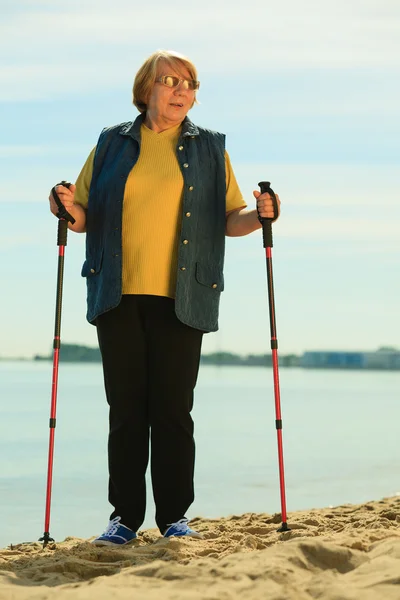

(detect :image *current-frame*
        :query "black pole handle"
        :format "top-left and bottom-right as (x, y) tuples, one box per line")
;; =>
(51, 181), (76, 225)
(258, 181), (278, 248)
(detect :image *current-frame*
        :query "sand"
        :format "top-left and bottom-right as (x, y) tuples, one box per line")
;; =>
(0, 496), (399, 600)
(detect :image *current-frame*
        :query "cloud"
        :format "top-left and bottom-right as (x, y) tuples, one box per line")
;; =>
(275, 215), (399, 241)
(0, 144), (92, 158)
(0, 145), (45, 158)
(0, 63), (128, 102)
(0, 233), (48, 249)
(1, 0), (399, 101)
(234, 163), (400, 208)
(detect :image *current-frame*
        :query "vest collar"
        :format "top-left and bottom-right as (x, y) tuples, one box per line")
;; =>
(119, 113), (199, 141)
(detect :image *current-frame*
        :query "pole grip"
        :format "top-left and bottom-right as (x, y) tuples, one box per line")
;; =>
(258, 181), (278, 248)
(57, 219), (68, 247)
(52, 181), (76, 225)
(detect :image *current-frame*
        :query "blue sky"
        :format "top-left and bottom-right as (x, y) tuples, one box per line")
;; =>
(1, 0), (399, 358)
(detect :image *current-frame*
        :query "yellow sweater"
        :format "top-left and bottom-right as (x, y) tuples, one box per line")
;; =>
(75, 123), (246, 298)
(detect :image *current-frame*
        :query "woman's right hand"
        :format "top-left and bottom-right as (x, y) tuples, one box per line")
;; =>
(48, 183), (86, 233)
(49, 183), (76, 217)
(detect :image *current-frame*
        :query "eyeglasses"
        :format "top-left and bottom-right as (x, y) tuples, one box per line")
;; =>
(156, 75), (200, 91)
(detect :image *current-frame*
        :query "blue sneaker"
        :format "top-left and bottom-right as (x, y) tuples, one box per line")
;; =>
(92, 516), (137, 546)
(164, 518), (202, 538)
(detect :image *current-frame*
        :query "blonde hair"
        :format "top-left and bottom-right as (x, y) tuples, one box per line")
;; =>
(133, 50), (199, 113)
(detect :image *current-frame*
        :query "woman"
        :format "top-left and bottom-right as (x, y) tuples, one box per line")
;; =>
(49, 50), (280, 545)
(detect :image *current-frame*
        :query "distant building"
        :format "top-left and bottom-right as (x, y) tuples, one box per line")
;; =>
(363, 348), (400, 370)
(301, 348), (400, 370)
(301, 351), (365, 369)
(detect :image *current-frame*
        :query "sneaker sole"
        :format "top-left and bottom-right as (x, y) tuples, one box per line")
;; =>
(165, 532), (203, 539)
(91, 539), (135, 546)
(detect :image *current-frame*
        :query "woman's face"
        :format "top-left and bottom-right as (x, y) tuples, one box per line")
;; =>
(146, 61), (196, 128)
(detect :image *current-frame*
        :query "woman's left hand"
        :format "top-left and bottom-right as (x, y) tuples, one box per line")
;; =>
(253, 190), (281, 221)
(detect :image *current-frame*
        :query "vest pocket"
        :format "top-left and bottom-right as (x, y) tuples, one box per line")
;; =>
(81, 250), (104, 278)
(195, 262), (224, 291)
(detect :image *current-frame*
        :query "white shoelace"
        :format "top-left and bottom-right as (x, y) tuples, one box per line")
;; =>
(102, 516), (122, 536)
(166, 518), (189, 533)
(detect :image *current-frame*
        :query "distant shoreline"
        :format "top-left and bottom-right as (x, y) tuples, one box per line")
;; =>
(1, 344), (400, 370)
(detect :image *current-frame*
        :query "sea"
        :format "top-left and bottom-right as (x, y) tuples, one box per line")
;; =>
(0, 361), (399, 548)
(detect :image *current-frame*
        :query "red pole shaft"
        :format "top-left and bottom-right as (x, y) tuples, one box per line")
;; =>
(43, 343), (60, 533)
(271, 348), (288, 523)
(41, 241), (66, 544)
(266, 246), (289, 529)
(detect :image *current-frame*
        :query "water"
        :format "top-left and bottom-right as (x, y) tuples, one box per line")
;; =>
(0, 361), (399, 548)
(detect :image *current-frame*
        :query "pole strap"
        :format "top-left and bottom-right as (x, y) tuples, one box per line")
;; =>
(52, 181), (76, 225)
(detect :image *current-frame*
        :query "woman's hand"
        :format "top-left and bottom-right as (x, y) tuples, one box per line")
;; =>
(48, 183), (87, 233)
(226, 190), (282, 236)
(253, 190), (281, 221)
(49, 183), (76, 217)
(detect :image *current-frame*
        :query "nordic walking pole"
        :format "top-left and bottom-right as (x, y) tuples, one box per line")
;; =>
(258, 181), (290, 533)
(39, 182), (75, 547)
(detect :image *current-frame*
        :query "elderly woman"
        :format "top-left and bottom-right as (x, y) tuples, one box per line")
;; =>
(49, 50), (280, 544)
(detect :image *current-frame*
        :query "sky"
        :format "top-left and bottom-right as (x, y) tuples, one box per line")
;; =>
(0, 0), (399, 358)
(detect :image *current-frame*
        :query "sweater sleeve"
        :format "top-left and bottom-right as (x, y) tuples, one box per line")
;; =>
(74, 146), (96, 209)
(225, 151), (247, 213)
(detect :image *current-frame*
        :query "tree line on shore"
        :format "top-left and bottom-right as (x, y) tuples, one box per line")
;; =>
(33, 344), (300, 367)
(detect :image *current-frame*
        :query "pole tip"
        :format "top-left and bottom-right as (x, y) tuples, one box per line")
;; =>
(39, 532), (55, 548)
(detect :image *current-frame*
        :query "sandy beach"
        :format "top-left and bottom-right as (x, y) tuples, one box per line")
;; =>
(1, 495), (399, 600)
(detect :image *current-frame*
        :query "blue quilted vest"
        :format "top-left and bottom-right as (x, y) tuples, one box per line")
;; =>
(81, 112), (227, 332)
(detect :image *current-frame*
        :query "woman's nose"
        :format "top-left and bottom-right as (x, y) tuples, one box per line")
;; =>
(174, 82), (186, 94)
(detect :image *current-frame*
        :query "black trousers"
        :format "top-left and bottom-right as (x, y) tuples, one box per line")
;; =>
(96, 295), (203, 534)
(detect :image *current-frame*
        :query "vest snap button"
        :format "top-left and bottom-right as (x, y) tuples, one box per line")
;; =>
(189, 186), (194, 191)
(183, 239), (189, 245)
(178, 146), (184, 151)
(90, 268), (96, 274)
(183, 163), (189, 168)
(185, 212), (191, 217)
(212, 283), (217, 289)
(180, 267), (186, 271)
